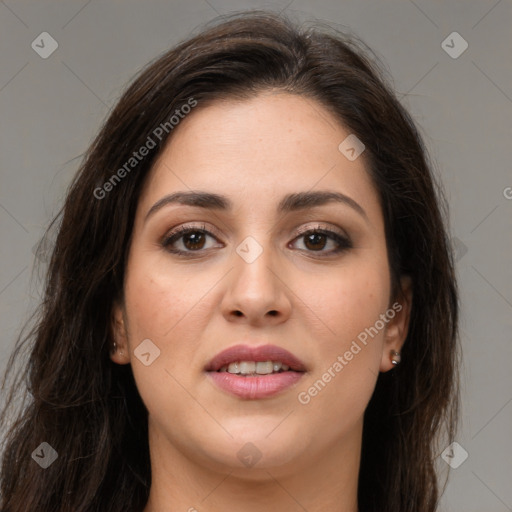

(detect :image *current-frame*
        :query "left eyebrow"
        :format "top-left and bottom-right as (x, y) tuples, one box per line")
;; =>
(277, 191), (368, 222)
(144, 190), (369, 224)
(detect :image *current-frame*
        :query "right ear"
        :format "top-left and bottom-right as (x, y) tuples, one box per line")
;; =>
(110, 300), (131, 365)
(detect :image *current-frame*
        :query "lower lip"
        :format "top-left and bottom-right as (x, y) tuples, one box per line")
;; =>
(207, 371), (304, 399)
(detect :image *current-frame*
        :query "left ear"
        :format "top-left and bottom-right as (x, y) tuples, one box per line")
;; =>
(380, 275), (413, 372)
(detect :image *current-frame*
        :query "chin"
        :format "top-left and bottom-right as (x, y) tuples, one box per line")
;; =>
(195, 425), (310, 473)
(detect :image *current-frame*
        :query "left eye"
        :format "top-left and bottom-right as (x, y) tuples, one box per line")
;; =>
(291, 229), (351, 253)
(162, 226), (352, 256)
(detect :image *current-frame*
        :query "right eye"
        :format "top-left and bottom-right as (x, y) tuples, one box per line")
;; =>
(161, 224), (223, 255)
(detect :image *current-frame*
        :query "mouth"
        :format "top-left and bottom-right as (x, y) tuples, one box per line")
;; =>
(205, 344), (306, 399)
(205, 343), (307, 373)
(216, 360), (294, 375)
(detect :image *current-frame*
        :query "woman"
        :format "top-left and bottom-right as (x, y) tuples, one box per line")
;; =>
(0, 11), (459, 512)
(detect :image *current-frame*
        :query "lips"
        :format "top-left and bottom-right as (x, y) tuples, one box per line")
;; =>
(205, 344), (307, 399)
(205, 344), (307, 373)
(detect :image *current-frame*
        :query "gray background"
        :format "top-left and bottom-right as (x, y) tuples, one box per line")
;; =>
(1, 1), (511, 510)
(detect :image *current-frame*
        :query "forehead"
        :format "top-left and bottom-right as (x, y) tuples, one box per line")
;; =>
(138, 92), (381, 223)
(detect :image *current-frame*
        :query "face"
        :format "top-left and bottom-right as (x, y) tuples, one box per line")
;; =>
(111, 92), (412, 477)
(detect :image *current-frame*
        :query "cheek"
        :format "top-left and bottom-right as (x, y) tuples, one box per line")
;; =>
(122, 253), (225, 392)
(122, 264), (211, 419)
(293, 261), (389, 423)
(299, 258), (390, 345)
(124, 277), (178, 341)
(123, 256), (213, 341)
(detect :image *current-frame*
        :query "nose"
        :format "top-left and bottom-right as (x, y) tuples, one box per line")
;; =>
(221, 238), (292, 326)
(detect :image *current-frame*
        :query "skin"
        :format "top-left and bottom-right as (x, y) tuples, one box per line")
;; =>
(111, 91), (412, 512)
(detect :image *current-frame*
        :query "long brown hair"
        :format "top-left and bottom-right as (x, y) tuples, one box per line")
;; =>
(0, 11), (459, 512)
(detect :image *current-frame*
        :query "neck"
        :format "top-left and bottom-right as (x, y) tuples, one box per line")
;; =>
(142, 418), (362, 512)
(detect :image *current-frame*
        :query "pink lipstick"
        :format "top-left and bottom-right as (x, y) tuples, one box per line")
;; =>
(205, 344), (306, 400)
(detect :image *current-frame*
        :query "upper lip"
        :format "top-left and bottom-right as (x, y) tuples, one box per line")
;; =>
(205, 344), (307, 372)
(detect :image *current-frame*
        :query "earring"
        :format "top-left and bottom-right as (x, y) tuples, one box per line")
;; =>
(390, 350), (401, 366)
(111, 340), (117, 353)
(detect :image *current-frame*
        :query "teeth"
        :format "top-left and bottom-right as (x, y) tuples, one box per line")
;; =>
(239, 361), (256, 374)
(256, 361), (273, 374)
(228, 362), (240, 373)
(219, 360), (291, 375)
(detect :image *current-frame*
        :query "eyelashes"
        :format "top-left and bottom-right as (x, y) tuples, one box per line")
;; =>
(162, 224), (216, 255)
(161, 223), (352, 257)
